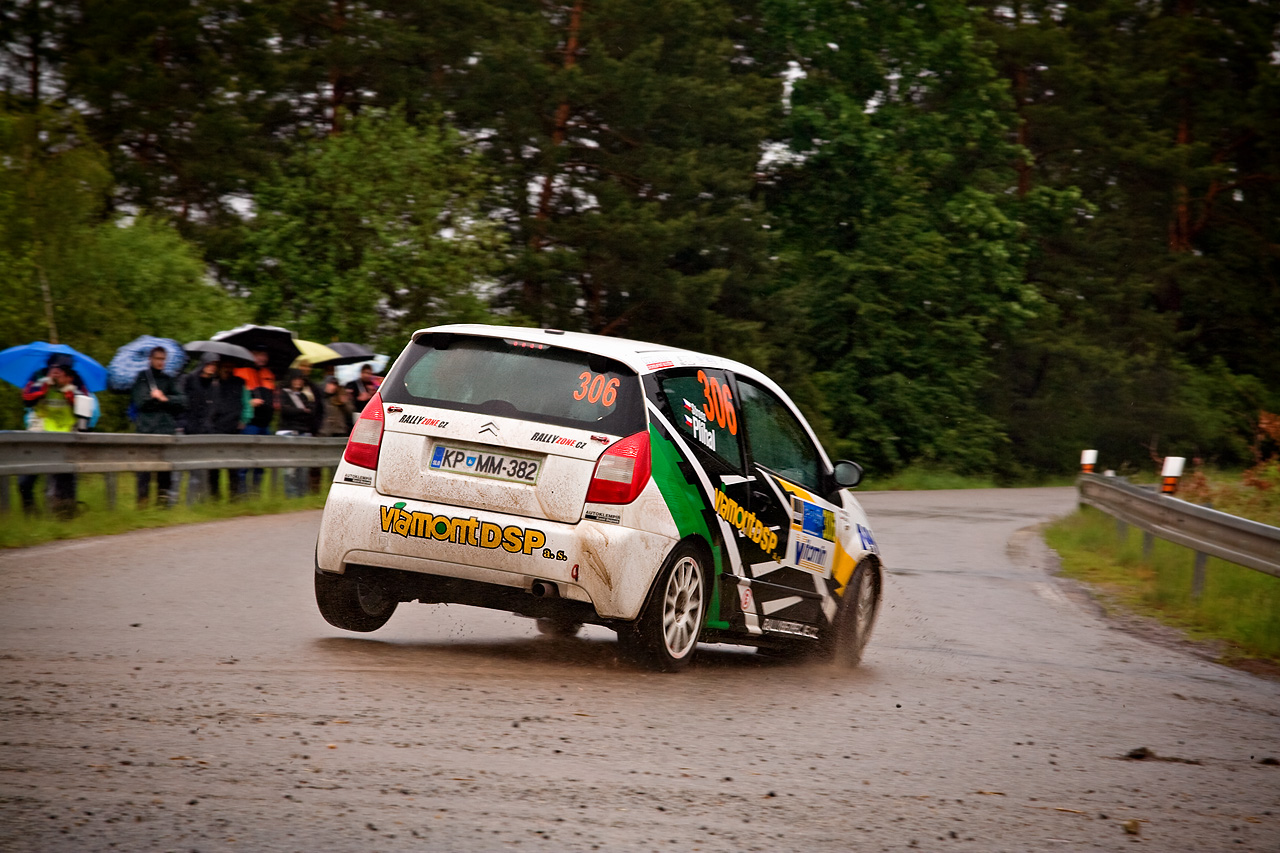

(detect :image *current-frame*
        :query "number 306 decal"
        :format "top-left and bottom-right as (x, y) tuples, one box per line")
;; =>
(697, 369), (737, 435)
(574, 372), (620, 407)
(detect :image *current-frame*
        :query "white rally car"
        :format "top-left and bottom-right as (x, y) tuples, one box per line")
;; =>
(315, 325), (883, 671)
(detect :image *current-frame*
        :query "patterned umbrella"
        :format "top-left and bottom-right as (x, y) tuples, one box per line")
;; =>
(107, 336), (187, 390)
(0, 341), (109, 392)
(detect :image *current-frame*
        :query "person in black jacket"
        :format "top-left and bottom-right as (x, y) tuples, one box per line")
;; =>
(181, 354), (219, 435)
(209, 360), (250, 499)
(278, 370), (316, 498)
(345, 363), (381, 413)
(181, 354), (220, 499)
(131, 347), (187, 508)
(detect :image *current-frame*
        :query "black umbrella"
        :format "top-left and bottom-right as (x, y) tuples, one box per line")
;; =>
(314, 341), (377, 367)
(210, 325), (300, 375)
(184, 340), (256, 365)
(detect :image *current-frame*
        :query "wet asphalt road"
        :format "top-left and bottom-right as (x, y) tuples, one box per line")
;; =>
(1, 487), (1277, 852)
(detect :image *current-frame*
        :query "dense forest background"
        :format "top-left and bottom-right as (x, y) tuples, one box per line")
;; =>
(2, 0), (1277, 479)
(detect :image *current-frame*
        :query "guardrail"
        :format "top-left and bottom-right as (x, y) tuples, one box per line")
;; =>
(1076, 473), (1280, 593)
(0, 432), (347, 512)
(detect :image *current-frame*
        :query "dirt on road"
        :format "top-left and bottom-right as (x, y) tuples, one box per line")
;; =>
(1, 487), (1277, 852)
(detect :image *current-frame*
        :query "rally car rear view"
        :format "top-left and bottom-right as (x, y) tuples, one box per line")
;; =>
(314, 324), (883, 671)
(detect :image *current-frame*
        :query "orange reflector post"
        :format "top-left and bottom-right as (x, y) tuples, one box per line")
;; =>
(1160, 456), (1185, 495)
(1080, 449), (1098, 474)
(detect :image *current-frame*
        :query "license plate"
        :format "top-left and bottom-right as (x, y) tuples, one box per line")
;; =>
(428, 443), (541, 484)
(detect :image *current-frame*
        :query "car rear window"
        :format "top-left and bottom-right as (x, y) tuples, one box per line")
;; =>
(381, 333), (646, 435)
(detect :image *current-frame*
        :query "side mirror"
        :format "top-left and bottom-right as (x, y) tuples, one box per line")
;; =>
(832, 460), (863, 488)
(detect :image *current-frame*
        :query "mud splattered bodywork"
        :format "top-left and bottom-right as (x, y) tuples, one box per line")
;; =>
(314, 324), (883, 667)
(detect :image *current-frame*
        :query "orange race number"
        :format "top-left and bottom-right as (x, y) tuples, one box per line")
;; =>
(697, 370), (737, 435)
(574, 372), (620, 407)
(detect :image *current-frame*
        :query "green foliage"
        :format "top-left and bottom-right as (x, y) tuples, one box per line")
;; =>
(759, 0), (1066, 474)
(236, 107), (504, 350)
(974, 0), (1280, 477)
(58, 0), (282, 228)
(453, 0), (780, 354)
(1047, 506), (1280, 662)
(0, 106), (245, 430)
(2, 1), (1275, 483)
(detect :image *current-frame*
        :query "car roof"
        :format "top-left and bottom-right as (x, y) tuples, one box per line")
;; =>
(414, 324), (780, 388)
(411, 323), (833, 468)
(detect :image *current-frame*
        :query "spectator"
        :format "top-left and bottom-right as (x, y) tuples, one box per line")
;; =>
(278, 370), (316, 498)
(279, 370), (317, 432)
(210, 359), (251, 500)
(181, 353), (220, 498)
(180, 353), (219, 435)
(19, 355), (91, 518)
(293, 360), (327, 494)
(346, 363), (381, 414)
(319, 370), (354, 437)
(131, 346), (187, 508)
(234, 348), (276, 495)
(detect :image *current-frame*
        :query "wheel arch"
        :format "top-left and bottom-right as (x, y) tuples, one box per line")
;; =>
(631, 533), (715, 625)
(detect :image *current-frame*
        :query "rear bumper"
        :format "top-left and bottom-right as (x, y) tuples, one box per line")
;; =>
(315, 483), (676, 620)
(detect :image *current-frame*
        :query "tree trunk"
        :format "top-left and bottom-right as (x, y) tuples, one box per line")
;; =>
(1168, 0), (1194, 254)
(330, 0), (348, 135)
(526, 0), (585, 310)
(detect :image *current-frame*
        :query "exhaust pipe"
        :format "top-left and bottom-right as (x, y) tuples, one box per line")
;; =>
(530, 580), (560, 599)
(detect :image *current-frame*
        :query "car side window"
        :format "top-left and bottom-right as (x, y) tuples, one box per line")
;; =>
(736, 378), (824, 493)
(657, 369), (743, 470)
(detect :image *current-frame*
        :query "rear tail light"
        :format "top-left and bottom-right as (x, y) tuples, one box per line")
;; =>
(585, 430), (651, 505)
(343, 391), (385, 470)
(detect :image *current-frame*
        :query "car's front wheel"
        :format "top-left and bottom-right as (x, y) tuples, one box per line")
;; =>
(821, 561), (881, 667)
(618, 543), (707, 672)
(315, 569), (398, 632)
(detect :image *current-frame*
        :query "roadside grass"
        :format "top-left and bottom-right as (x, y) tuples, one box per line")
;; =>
(862, 464), (998, 491)
(0, 472), (328, 549)
(862, 463), (1075, 491)
(1045, 505), (1280, 663)
(1176, 460), (1280, 527)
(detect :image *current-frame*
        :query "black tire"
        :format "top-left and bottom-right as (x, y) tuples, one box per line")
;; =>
(617, 542), (707, 672)
(535, 617), (583, 639)
(820, 561), (881, 667)
(315, 570), (398, 632)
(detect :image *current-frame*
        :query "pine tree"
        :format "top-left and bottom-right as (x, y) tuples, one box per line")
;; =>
(759, 0), (1053, 473)
(975, 0), (1280, 472)
(448, 0), (780, 355)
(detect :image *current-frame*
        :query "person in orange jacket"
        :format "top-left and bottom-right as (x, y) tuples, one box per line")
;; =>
(234, 348), (276, 494)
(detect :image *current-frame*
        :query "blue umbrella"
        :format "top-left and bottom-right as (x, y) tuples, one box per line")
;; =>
(107, 336), (187, 390)
(0, 341), (109, 392)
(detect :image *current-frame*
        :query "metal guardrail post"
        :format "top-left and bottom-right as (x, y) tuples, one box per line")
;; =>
(1191, 551), (1208, 598)
(104, 473), (117, 510)
(0, 475), (8, 515)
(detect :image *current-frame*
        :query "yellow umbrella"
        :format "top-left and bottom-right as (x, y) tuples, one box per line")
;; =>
(291, 339), (341, 368)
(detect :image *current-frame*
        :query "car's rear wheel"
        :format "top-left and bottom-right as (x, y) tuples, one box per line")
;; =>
(535, 617), (583, 639)
(315, 570), (398, 632)
(618, 543), (706, 672)
(821, 561), (881, 667)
